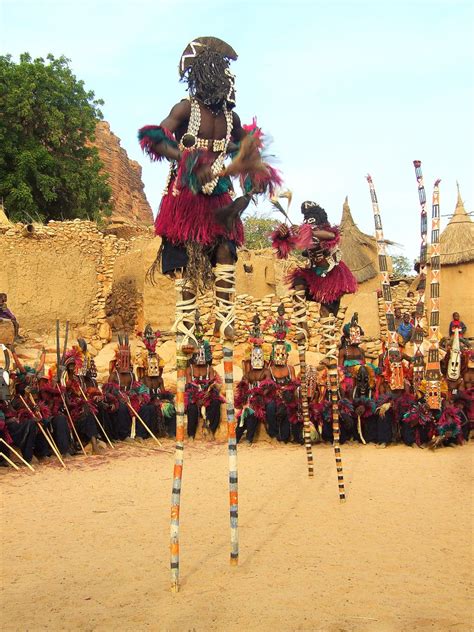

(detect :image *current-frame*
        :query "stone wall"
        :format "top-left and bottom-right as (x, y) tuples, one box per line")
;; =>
(0, 220), (133, 363)
(1, 219), (419, 380)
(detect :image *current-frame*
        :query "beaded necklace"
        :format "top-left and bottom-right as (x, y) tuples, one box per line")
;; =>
(186, 98), (233, 195)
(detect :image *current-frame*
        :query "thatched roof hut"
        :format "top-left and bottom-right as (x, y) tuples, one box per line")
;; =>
(440, 184), (474, 265)
(339, 197), (378, 283)
(437, 184), (474, 335)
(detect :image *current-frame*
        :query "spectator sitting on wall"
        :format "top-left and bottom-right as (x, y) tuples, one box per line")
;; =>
(0, 293), (22, 342)
(397, 313), (414, 345)
(394, 306), (403, 331)
(449, 312), (467, 338)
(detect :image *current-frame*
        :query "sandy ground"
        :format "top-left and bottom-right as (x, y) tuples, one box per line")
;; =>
(1, 439), (473, 632)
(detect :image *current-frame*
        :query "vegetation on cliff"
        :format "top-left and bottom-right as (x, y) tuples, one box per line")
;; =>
(0, 53), (111, 223)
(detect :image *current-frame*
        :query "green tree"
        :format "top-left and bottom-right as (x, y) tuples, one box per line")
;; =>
(243, 213), (278, 249)
(0, 53), (111, 223)
(391, 255), (413, 277)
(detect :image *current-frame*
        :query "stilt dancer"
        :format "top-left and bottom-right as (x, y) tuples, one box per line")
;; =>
(270, 194), (314, 475)
(366, 175), (404, 390)
(271, 200), (357, 487)
(412, 161), (428, 389)
(426, 179), (442, 409)
(139, 37), (280, 591)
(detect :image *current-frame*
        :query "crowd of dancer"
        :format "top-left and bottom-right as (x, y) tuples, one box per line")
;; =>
(0, 304), (471, 469)
(1, 36), (472, 471)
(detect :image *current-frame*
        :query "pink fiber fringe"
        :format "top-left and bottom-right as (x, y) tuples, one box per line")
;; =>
(154, 179), (244, 246)
(270, 226), (300, 259)
(138, 126), (176, 162)
(287, 262), (357, 303)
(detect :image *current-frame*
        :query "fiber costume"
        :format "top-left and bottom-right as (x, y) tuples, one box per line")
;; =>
(267, 305), (302, 444)
(185, 313), (224, 438)
(271, 201), (355, 492)
(271, 202), (357, 314)
(235, 314), (275, 444)
(138, 36), (280, 591)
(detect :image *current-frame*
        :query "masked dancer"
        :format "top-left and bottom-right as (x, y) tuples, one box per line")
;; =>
(139, 36), (280, 590)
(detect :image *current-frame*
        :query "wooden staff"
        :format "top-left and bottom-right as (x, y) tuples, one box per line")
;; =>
(412, 161), (428, 389)
(56, 319), (61, 384)
(321, 315), (346, 502)
(55, 387), (88, 456)
(366, 175), (404, 390)
(0, 437), (35, 472)
(61, 320), (69, 363)
(19, 395), (67, 469)
(426, 179), (442, 409)
(77, 384), (115, 449)
(1, 452), (20, 470)
(293, 288), (315, 477)
(121, 394), (163, 448)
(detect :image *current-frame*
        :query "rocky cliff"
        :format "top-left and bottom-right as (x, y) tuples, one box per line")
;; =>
(94, 121), (153, 226)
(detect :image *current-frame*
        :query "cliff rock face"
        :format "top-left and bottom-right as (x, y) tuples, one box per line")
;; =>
(94, 121), (153, 226)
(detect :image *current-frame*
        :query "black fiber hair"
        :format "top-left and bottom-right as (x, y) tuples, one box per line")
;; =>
(183, 48), (233, 106)
(301, 201), (328, 225)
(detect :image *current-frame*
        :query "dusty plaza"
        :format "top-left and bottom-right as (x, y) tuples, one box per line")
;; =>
(1, 440), (472, 631)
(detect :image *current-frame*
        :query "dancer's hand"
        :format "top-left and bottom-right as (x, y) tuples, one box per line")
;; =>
(278, 223), (290, 238)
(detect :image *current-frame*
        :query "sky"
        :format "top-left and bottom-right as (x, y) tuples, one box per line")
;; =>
(2, 0), (473, 261)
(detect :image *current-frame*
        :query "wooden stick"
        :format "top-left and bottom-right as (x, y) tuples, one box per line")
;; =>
(1, 452), (20, 470)
(55, 387), (88, 456)
(122, 396), (163, 448)
(77, 385), (115, 449)
(0, 437), (35, 472)
(56, 319), (61, 384)
(61, 320), (69, 364)
(19, 395), (67, 469)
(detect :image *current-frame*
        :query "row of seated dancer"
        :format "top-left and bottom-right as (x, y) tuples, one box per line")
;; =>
(234, 310), (473, 448)
(1, 310), (473, 467)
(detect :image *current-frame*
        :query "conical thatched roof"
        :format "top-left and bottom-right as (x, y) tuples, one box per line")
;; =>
(0, 202), (10, 226)
(440, 184), (474, 265)
(339, 196), (378, 283)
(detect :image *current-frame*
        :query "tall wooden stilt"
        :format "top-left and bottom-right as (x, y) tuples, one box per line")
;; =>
(169, 278), (197, 592)
(215, 263), (239, 565)
(321, 315), (346, 501)
(293, 288), (314, 477)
